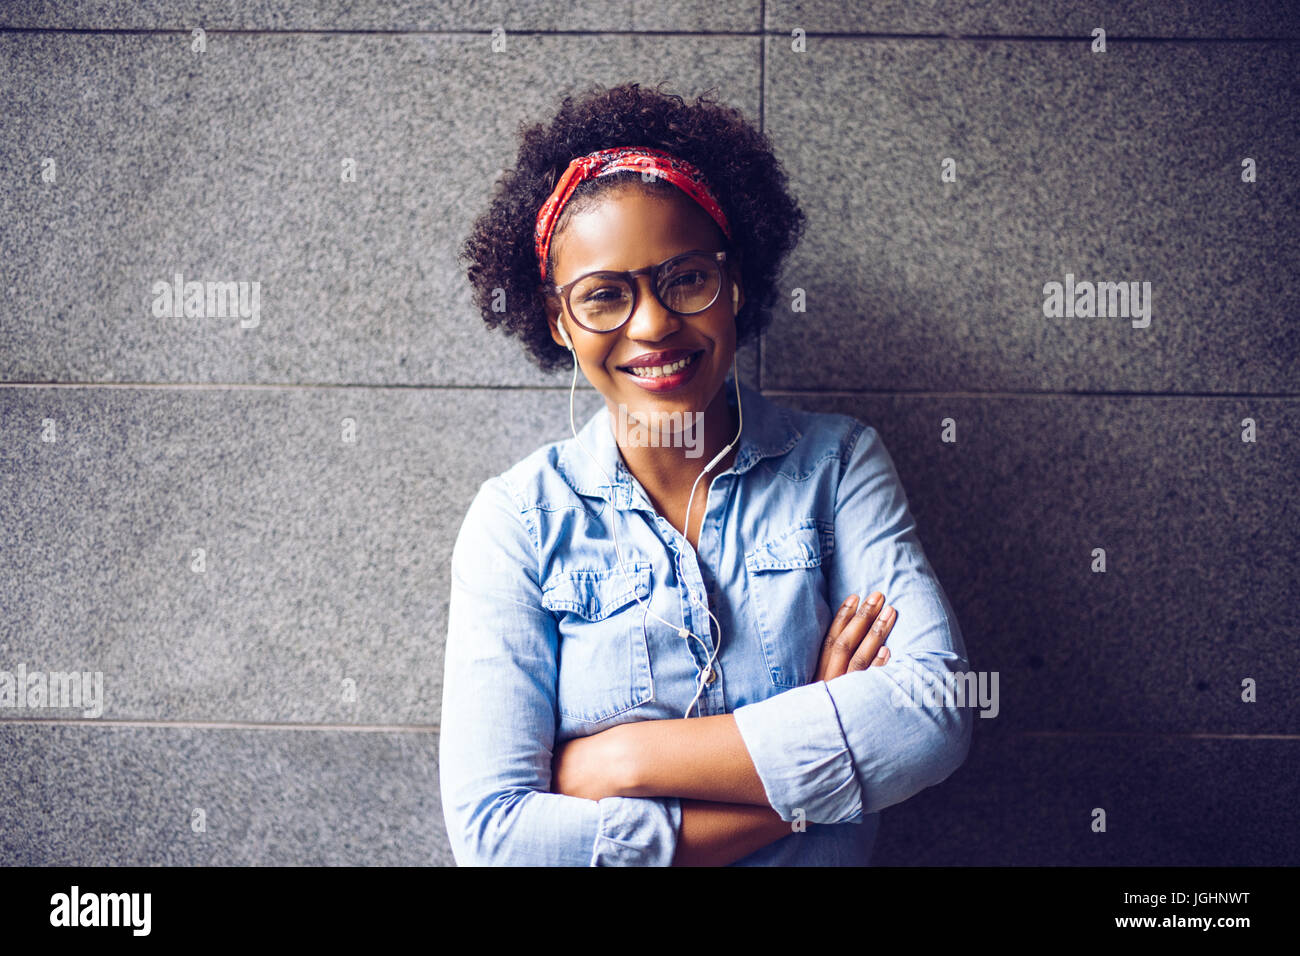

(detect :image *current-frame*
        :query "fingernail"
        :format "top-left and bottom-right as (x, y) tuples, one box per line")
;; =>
(855, 592), (882, 618)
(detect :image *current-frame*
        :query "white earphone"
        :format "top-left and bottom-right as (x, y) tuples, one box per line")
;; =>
(558, 281), (743, 717)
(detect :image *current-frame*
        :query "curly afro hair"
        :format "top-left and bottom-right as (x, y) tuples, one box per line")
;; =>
(460, 81), (806, 373)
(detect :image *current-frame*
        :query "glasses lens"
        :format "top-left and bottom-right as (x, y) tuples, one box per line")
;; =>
(569, 274), (633, 331)
(657, 253), (721, 314)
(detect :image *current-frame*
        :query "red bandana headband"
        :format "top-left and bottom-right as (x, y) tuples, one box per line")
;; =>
(534, 145), (731, 282)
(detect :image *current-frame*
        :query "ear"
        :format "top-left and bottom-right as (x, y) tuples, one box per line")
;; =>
(727, 263), (745, 314)
(540, 285), (567, 349)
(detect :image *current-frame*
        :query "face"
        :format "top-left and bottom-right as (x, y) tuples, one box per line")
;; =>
(542, 186), (743, 430)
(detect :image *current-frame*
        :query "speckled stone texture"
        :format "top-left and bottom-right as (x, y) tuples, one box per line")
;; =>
(762, 37), (1299, 392)
(0, 386), (608, 725)
(0, 31), (759, 384)
(0, 2), (1295, 867)
(0, 723), (449, 866)
(776, 392), (1299, 735)
(0, 0), (758, 32)
(764, 1), (1300, 38)
(870, 729), (1300, 866)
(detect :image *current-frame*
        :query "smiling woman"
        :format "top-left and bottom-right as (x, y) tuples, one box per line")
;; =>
(442, 81), (973, 866)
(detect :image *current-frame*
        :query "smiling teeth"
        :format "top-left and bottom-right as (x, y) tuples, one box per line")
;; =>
(629, 354), (695, 378)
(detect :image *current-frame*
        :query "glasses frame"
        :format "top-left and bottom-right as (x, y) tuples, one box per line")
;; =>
(547, 249), (729, 334)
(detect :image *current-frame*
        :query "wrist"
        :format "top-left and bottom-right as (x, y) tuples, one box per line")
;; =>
(611, 721), (649, 797)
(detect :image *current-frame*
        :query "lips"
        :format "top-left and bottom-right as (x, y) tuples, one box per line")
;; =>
(618, 348), (701, 371)
(618, 349), (704, 392)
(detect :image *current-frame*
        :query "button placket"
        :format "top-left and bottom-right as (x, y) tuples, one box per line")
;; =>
(673, 543), (711, 650)
(660, 516), (718, 714)
(625, 461), (731, 714)
(683, 507), (732, 715)
(705, 479), (736, 712)
(702, 481), (733, 712)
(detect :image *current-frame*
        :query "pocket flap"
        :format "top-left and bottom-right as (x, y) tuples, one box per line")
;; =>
(541, 562), (652, 620)
(744, 519), (835, 572)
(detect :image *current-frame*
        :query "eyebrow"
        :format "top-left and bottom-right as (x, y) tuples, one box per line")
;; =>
(559, 247), (714, 284)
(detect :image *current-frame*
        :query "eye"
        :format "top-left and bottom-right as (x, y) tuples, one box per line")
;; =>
(665, 270), (708, 289)
(580, 286), (627, 302)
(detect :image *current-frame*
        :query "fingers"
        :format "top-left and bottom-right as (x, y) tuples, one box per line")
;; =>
(828, 595), (859, 643)
(846, 604), (896, 673)
(816, 595), (860, 681)
(819, 592), (884, 681)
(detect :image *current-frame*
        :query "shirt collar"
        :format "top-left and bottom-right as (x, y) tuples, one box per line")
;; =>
(557, 375), (802, 510)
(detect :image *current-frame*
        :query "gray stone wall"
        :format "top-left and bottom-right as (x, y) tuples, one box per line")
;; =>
(1, 2), (1295, 865)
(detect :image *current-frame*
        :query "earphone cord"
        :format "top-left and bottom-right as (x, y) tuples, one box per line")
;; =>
(565, 353), (743, 719)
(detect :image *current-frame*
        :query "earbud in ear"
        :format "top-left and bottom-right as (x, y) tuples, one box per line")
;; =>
(557, 318), (574, 352)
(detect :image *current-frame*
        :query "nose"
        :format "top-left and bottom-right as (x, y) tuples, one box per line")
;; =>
(623, 274), (683, 342)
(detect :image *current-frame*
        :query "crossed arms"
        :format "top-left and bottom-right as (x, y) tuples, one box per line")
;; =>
(439, 425), (972, 866)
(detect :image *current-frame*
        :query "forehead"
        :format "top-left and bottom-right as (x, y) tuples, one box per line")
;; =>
(550, 185), (723, 282)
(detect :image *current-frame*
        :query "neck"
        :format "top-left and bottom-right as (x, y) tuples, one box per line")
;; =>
(605, 378), (740, 504)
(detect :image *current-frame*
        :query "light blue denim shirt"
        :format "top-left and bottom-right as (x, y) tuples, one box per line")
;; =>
(440, 377), (972, 865)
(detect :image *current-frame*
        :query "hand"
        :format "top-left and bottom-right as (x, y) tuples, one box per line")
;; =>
(550, 725), (628, 801)
(814, 592), (895, 682)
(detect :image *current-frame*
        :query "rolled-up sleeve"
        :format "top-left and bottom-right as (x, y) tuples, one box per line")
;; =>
(732, 423), (973, 824)
(439, 477), (682, 866)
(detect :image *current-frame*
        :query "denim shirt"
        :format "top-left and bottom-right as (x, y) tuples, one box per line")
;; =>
(439, 377), (972, 866)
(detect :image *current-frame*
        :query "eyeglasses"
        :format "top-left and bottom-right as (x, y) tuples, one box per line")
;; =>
(547, 249), (729, 333)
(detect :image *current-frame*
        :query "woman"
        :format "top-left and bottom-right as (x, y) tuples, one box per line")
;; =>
(442, 82), (972, 866)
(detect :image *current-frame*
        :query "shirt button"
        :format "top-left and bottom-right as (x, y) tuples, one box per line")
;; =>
(703, 668), (718, 684)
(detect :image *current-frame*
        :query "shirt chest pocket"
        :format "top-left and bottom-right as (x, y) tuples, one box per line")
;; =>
(541, 562), (654, 723)
(744, 520), (835, 688)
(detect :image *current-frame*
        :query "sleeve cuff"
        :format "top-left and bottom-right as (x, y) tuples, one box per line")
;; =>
(732, 681), (864, 825)
(591, 796), (682, 866)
